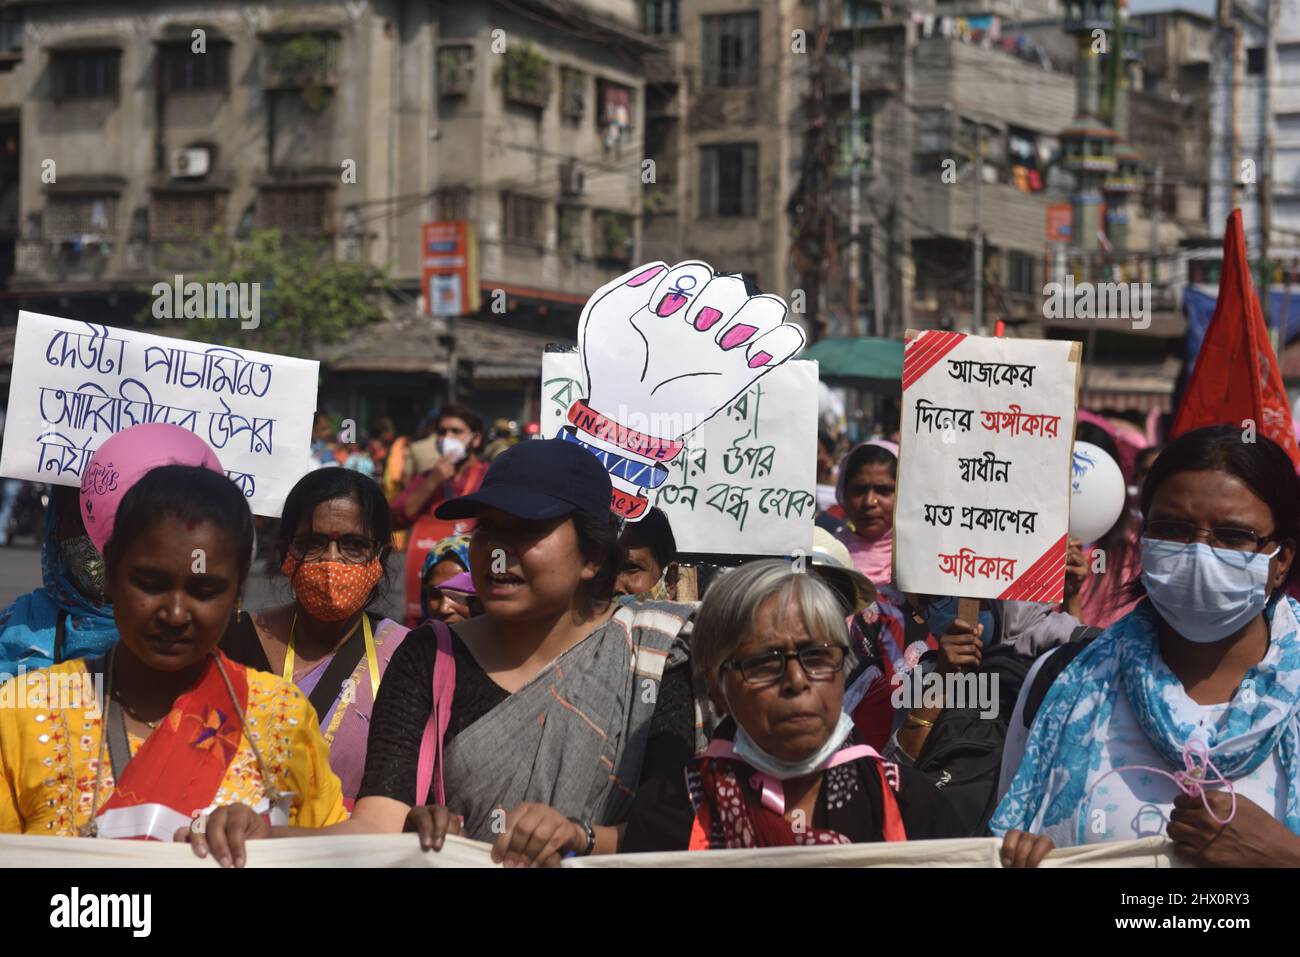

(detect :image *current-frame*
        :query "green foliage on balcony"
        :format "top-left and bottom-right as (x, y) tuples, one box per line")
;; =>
(496, 43), (552, 108)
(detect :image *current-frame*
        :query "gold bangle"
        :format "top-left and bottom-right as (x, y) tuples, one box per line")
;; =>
(905, 714), (936, 729)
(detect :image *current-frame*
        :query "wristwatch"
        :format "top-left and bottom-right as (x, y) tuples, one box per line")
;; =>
(568, 817), (596, 856)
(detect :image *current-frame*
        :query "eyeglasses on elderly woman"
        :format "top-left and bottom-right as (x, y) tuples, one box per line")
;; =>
(720, 645), (847, 685)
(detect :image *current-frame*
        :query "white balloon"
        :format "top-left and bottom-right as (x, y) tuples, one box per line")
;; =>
(1069, 441), (1127, 544)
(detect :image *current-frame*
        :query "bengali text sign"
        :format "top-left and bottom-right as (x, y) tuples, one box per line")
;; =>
(895, 332), (1079, 601)
(542, 350), (817, 556)
(1, 312), (320, 517)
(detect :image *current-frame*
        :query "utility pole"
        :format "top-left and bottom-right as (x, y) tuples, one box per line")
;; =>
(849, 59), (861, 338)
(1262, 0), (1277, 340)
(899, 17), (915, 340)
(972, 124), (984, 335)
(1150, 163), (1162, 286)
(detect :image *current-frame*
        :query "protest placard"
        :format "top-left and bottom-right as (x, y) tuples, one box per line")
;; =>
(894, 331), (1080, 602)
(0, 311), (319, 517)
(542, 348), (817, 556)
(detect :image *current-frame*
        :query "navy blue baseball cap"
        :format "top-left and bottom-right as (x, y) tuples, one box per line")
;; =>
(435, 438), (612, 521)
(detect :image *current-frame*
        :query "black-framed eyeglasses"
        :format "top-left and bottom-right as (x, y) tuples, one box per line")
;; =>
(289, 533), (382, 565)
(721, 645), (847, 685)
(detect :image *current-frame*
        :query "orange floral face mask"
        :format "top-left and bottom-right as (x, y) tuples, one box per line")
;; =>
(281, 556), (383, 622)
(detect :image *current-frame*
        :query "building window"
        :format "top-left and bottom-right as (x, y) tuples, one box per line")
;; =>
(46, 195), (116, 240)
(702, 12), (759, 88)
(643, 0), (680, 35)
(597, 78), (634, 149)
(0, 9), (23, 56)
(561, 68), (586, 121)
(261, 33), (340, 89)
(836, 114), (872, 175)
(257, 185), (333, 234)
(149, 192), (224, 240)
(594, 210), (634, 264)
(434, 187), (470, 221)
(501, 192), (545, 244)
(438, 44), (474, 97)
(159, 40), (230, 92)
(1008, 250), (1037, 296)
(1247, 46), (1265, 75)
(51, 49), (121, 100)
(842, 0), (882, 27)
(558, 204), (584, 252)
(699, 143), (758, 218)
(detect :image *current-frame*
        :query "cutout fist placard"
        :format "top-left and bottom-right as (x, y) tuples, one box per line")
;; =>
(564, 260), (806, 519)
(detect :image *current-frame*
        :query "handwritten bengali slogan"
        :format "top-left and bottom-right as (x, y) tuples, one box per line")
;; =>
(542, 350), (817, 556)
(895, 333), (1079, 601)
(1, 311), (320, 517)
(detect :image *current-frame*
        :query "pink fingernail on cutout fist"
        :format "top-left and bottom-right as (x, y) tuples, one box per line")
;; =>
(694, 307), (723, 331)
(719, 324), (758, 350)
(627, 265), (665, 287)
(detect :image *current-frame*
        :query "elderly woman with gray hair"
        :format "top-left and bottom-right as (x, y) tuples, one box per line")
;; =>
(622, 560), (964, 850)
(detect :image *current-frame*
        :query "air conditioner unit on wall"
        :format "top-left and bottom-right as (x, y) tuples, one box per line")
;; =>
(561, 161), (587, 197)
(171, 147), (210, 179)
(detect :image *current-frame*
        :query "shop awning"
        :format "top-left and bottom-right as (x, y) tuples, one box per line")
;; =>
(801, 337), (903, 384)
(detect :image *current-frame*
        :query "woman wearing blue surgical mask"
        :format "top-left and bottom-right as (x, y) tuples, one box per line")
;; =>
(993, 425), (1300, 867)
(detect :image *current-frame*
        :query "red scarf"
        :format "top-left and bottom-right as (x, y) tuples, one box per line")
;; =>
(685, 740), (907, 849)
(94, 652), (252, 841)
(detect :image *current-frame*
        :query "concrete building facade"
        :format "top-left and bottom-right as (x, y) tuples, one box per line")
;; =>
(0, 0), (653, 428)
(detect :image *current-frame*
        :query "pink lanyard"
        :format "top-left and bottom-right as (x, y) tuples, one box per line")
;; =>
(1080, 737), (1238, 836)
(702, 739), (884, 815)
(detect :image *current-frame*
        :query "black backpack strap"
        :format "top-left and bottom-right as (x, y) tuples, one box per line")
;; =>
(1021, 631), (1100, 730)
(989, 599), (1003, 646)
(53, 610), (67, 664)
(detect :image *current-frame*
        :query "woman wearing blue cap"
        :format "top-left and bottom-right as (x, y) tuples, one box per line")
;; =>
(189, 439), (699, 867)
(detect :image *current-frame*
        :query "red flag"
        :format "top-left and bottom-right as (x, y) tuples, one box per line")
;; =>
(1171, 209), (1300, 467)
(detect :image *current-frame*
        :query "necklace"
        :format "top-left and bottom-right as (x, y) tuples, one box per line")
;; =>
(111, 690), (161, 729)
(78, 648), (281, 838)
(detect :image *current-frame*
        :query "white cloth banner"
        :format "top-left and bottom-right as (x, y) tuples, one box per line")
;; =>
(895, 332), (1079, 601)
(0, 312), (320, 517)
(565, 836), (1187, 868)
(0, 834), (497, 868)
(541, 350), (817, 555)
(0, 834), (1185, 868)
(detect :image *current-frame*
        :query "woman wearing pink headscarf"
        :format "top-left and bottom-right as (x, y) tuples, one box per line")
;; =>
(834, 440), (898, 587)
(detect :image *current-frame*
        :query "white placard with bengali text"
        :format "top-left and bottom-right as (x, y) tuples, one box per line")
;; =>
(1, 311), (320, 517)
(895, 332), (1079, 601)
(542, 350), (817, 556)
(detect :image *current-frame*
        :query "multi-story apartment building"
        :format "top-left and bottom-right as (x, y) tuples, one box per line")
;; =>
(0, 0), (652, 428)
(639, 0), (806, 302)
(1208, 0), (1300, 267)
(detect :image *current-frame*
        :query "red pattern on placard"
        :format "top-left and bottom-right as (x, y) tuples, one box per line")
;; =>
(998, 534), (1068, 602)
(902, 331), (967, 392)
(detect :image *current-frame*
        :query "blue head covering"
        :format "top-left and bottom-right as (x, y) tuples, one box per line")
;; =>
(419, 534), (471, 616)
(0, 493), (118, 674)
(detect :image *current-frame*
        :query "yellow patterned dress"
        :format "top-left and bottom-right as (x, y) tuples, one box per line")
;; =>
(0, 659), (348, 836)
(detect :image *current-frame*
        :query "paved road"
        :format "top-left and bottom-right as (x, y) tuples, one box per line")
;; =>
(0, 538), (407, 621)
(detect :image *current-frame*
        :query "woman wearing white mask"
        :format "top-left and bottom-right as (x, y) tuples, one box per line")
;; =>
(391, 404), (488, 627)
(994, 425), (1300, 867)
(622, 560), (965, 851)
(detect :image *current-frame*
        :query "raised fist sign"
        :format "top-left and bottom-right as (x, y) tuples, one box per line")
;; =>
(562, 260), (806, 519)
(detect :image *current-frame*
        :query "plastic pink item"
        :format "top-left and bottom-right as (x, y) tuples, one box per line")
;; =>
(79, 423), (224, 554)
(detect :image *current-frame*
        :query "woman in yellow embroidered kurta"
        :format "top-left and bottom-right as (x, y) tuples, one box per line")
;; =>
(0, 659), (346, 835)
(0, 450), (347, 842)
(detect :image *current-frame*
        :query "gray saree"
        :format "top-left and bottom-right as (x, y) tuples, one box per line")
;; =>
(443, 601), (693, 840)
